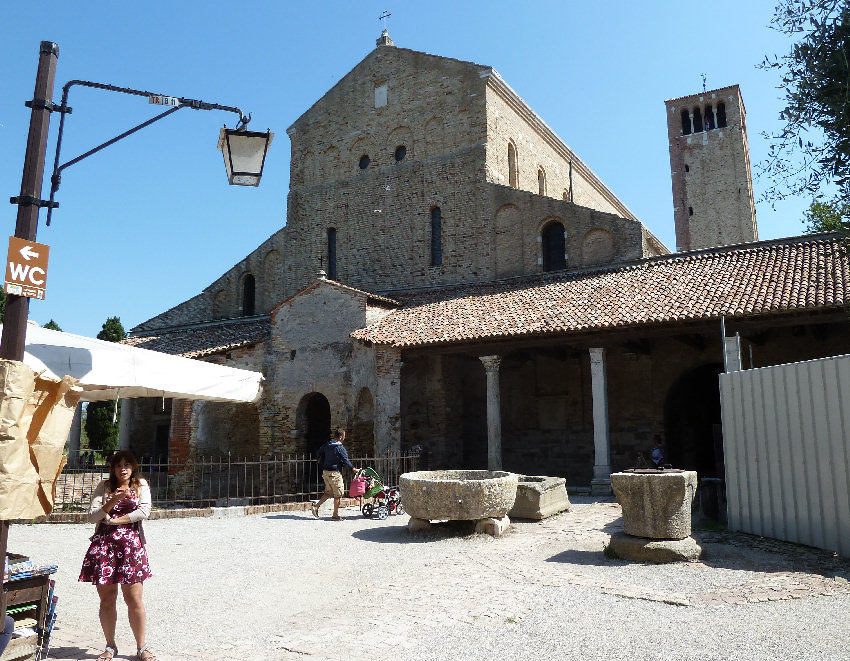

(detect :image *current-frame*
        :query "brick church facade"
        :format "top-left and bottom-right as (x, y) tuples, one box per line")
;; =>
(121, 32), (850, 492)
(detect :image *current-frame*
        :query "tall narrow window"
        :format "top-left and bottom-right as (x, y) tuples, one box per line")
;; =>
(704, 105), (715, 130)
(693, 107), (703, 133)
(327, 228), (337, 280)
(542, 222), (566, 271)
(430, 207), (442, 266)
(242, 275), (255, 316)
(681, 109), (692, 135)
(717, 102), (727, 128)
(537, 168), (546, 196)
(507, 142), (518, 187)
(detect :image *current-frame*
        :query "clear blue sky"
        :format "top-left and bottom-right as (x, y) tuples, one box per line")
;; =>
(0, 1), (806, 338)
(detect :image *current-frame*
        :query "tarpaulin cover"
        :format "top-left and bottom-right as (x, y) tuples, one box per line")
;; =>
(4, 323), (263, 403)
(0, 359), (82, 519)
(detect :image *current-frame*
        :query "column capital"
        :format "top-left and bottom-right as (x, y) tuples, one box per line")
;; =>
(479, 355), (502, 372)
(589, 346), (605, 365)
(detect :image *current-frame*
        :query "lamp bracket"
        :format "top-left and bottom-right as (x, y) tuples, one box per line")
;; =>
(25, 99), (72, 114)
(10, 195), (59, 209)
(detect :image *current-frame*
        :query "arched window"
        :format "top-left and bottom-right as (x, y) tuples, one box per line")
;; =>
(704, 105), (715, 131)
(717, 102), (727, 128)
(326, 228), (337, 280)
(242, 275), (255, 316)
(507, 142), (518, 188)
(394, 145), (407, 162)
(359, 154), (370, 170)
(537, 168), (546, 196)
(542, 222), (566, 271)
(430, 207), (442, 267)
(693, 107), (703, 133)
(681, 109), (692, 135)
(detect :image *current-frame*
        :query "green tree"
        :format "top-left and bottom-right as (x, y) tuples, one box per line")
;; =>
(97, 316), (126, 342)
(84, 401), (120, 455)
(804, 199), (850, 233)
(43, 319), (62, 331)
(86, 316), (126, 455)
(759, 2), (850, 205)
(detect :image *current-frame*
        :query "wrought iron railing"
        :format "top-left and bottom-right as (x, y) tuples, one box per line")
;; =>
(54, 451), (420, 512)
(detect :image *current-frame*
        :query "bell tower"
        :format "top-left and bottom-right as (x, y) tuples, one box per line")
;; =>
(666, 85), (757, 252)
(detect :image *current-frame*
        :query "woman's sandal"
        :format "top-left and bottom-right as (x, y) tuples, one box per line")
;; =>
(96, 646), (117, 661)
(137, 644), (157, 661)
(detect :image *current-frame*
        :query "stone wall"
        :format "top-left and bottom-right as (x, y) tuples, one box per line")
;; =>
(484, 77), (627, 217)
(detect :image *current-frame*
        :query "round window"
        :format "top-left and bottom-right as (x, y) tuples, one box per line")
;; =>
(359, 155), (370, 170)
(394, 145), (407, 162)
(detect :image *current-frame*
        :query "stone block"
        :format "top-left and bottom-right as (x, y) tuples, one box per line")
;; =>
(509, 475), (570, 520)
(607, 531), (702, 563)
(400, 470), (518, 521)
(407, 517), (434, 533)
(611, 470), (697, 540)
(474, 515), (511, 537)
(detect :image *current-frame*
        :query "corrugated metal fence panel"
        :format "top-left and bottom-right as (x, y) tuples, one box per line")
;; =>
(719, 353), (850, 557)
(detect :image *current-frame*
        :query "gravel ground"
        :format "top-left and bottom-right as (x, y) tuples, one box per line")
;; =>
(6, 498), (850, 661)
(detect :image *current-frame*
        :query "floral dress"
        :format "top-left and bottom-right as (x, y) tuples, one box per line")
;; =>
(79, 490), (152, 585)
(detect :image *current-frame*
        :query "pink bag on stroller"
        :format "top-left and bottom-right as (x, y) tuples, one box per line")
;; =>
(349, 474), (366, 497)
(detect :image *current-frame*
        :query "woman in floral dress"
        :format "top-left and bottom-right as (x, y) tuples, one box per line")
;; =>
(80, 451), (155, 661)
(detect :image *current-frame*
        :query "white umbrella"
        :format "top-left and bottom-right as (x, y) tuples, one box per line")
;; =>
(6, 323), (263, 403)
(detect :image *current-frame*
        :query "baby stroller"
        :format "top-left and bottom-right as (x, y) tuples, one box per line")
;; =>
(354, 467), (404, 519)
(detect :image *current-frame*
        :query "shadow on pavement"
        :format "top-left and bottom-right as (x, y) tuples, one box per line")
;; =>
(545, 549), (614, 566)
(352, 519), (478, 543)
(41, 645), (92, 660)
(264, 514), (310, 521)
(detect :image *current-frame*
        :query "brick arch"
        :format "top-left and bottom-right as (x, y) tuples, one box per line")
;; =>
(320, 145), (340, 182)
(581, 228), (614, 266)
(262, 250), (281, 310)
(299, 149), (315, 187)
(540, 217), (567, 272)
(387, 126), (413, 163)
(238, 271), (256, 316)
(495, 203), (522, 277)
(349, 136), (376, 173)
(423, 116), (443, 158)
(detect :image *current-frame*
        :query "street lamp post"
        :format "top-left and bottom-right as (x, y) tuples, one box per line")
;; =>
(0, 40), (272, 626)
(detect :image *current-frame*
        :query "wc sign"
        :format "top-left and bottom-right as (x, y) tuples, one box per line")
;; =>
(5, 236), (49, 300)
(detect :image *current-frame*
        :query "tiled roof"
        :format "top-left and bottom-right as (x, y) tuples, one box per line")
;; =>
(124, 317), (269, 358)
(353, 235), (850, 348)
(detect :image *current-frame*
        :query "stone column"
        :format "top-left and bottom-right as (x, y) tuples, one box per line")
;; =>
(689, 111), (695, 134)
(589, 347), (612, 495)
(375, 347), (402, 455)
(117, 399), (133, 451)
(479, 355), (503, 471)
(66, 403), (82, 466)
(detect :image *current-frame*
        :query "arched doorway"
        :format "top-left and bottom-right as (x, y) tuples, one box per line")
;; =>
(663, 363), (724, 477)
(297, 392), (331, 455)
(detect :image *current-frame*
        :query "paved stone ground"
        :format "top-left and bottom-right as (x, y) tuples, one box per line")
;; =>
(5, 498), (850, 661)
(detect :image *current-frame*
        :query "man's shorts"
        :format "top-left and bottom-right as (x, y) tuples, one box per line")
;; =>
(322, 470), (345, 498)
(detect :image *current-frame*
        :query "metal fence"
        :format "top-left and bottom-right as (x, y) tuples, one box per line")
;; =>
(55, 451), (420, 512)
(719, 353), (850, 557)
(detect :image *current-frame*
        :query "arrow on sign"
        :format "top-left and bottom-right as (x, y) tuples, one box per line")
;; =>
(19, 245), (39, 261)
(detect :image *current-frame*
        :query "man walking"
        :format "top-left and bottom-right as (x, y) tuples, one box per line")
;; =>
(312, 429), (354, 520)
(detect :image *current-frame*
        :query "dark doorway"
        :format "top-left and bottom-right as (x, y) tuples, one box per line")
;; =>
(154, 424), (170, 461)
(663, 363), (724, 477)
(302, 392), (331, 455)
(459, 358), (487, 468)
